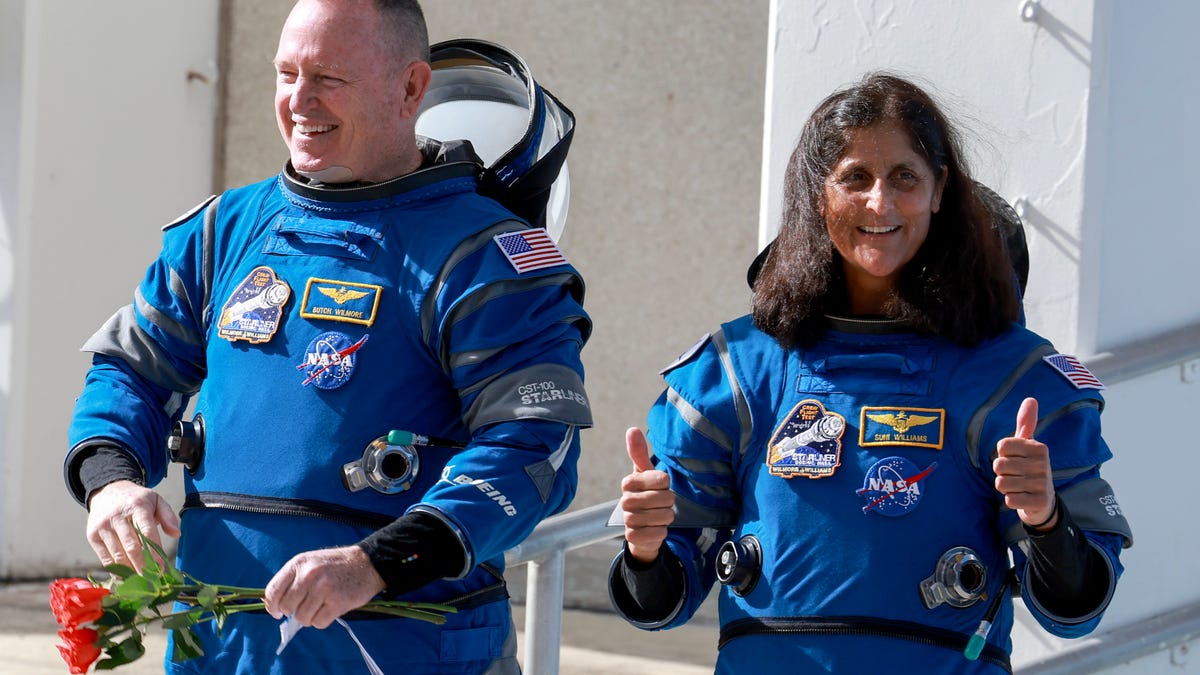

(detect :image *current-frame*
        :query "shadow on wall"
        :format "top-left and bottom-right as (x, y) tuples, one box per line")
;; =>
(1022, 2), (1092, 67)
(1015, 197), (1080, 265)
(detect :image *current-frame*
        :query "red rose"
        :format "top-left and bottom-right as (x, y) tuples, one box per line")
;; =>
(49, 578), (109, 629)
(56, 626), (102, 674)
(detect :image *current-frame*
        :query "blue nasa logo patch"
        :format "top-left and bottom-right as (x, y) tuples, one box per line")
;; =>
(297, 331), (368, 389)
(856, 456), (937, 516)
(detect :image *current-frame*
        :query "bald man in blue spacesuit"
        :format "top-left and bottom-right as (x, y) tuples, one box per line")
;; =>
(63, 1), (588, 672)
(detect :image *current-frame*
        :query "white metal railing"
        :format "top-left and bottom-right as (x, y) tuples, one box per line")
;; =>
(505, 499), (620, 674)
(505, 320), (1200, 675)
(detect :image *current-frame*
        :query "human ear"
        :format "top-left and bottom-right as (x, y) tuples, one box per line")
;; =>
(398, 60), (432, 119)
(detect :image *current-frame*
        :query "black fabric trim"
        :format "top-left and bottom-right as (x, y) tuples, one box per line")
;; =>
(719, 615), (1011, 672)
(280, 139), (482, 203)
(64, 441), (146, 507)
(358, 511), (467, 598)
(74, 445), (144, 508)
(1024, 499), (1112, 620)
(618, 547), (685, 621)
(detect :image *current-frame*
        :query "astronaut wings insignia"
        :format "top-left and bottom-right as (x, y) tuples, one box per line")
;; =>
(318, 286), (371, 305)
(865, 412), (939, 434)
(300, 277), (382, 327)
(860, 407), (946, 450)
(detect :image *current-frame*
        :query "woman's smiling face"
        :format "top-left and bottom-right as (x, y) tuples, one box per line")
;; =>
(822, 120), (946, 312)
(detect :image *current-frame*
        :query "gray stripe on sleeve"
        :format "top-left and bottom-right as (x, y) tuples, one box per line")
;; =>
(523, 425), (577, 503)
(1002, 476), (1132, 548)
(134, 287), (202, 347)
(710, 329), (754, 457)
(670, 493), (737, 529)
(679, 474), (735, 501)
(665, 387), (734, 454)
(420, 220), (529, 348)
(81, 305), (204, 394)
(200, 196), (218, 332)
(966, 342), (1057, 469)
(462, 363), (592, 431)
(440, 273), (582, 370)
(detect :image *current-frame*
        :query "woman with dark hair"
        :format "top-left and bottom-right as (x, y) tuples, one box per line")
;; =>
(609, 73), (1131, 673)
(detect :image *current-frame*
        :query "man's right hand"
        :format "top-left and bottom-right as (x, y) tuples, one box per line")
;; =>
(619, 427), (675, 564)
(86, 480), (180, 572)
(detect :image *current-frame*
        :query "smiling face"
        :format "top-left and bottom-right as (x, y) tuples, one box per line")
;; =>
(822, 120), (947, 314)
(273, 0), (429, 183)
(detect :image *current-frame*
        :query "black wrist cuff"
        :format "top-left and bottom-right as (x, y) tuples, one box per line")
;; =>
(73, 445), (144, 509)
(358, 511), (467, 598)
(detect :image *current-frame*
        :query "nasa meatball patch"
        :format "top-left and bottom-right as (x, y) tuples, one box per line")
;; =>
(766, 399), (846, 479)
(857, 456), (937, 516)
(297, 331), (368, 389)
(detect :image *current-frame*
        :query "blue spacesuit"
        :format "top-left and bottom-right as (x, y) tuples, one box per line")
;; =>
(611, 314), (1130, 674)
(66, 140), (591, 673)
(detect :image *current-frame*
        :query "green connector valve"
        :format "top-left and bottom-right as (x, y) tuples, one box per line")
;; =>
(386, 430), (466, 448)
(388, 430), (418, 446)
(964, 629), (988, 661)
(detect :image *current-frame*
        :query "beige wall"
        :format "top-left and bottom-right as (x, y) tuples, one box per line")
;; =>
(221, 0), (769, 605)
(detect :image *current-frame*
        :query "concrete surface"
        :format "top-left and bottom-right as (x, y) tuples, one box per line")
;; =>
(4, 582), (717, 674)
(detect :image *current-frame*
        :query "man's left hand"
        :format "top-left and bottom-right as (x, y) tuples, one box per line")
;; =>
(264, 545), (386, 629)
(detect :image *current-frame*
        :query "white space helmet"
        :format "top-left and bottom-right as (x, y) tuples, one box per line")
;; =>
(415, 39), (575, 242)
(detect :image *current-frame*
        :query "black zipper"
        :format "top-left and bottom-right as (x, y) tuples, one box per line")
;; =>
(719, 615), (1011, 672)
(183, 491), (396, 529)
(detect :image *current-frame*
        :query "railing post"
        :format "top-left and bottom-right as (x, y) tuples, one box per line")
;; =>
(522, 549), (566, 675)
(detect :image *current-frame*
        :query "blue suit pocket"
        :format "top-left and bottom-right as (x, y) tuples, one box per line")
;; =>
(798, 350), (933, 395)
(439, 626), (501, 662)
(264, 214), (385, 261)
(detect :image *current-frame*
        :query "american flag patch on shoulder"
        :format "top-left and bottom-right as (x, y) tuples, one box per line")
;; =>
(493, 229), (568, 273)
(1043, 353), (1105, 390)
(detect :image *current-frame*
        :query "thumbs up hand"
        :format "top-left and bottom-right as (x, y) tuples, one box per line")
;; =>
(620, 427), (675, 563)
(993, 398), (1058, 531)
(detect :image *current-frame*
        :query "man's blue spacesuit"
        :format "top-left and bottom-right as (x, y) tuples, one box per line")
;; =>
(611, 315), (1131, 674)
(66, 140), (591, 673)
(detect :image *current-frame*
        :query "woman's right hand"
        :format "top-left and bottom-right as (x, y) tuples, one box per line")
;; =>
(620, 427), (675, 564)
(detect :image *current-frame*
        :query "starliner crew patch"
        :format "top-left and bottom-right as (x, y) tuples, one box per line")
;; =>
(297, 331), (368, 389)
(217, 266), (291, 344)
(766, 399), (846, 479)
(857, 456), (937, 516)
(860, 407), (945, 449)
(494, 229), (567, 273)
(299, 277), (382, 326)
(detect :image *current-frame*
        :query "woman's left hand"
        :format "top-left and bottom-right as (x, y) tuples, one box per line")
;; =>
(993, 397), (1058, 531)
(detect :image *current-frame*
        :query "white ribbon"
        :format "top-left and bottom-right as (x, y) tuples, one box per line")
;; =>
(277, 616), (384, 675)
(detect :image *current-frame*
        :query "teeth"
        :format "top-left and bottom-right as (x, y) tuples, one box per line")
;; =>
(861, 225), (899, 234)
(295, 123), (336, 134)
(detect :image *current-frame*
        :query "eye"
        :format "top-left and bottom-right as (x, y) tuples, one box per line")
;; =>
(892, 169), (921, 189)
(275, 68), (297, 84)
(836, 169), (871, 188)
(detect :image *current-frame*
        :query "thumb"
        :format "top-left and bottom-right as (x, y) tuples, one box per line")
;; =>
(1014, 397), (1038, 440)
(626, 427), (654, 472)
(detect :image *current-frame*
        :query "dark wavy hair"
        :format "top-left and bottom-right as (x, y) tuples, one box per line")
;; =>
(751, 72), (1020, 348)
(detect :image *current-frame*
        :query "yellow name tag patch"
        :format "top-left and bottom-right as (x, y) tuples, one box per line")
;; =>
(300, 278), (382, 326)
(859, 406), (945, 450)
